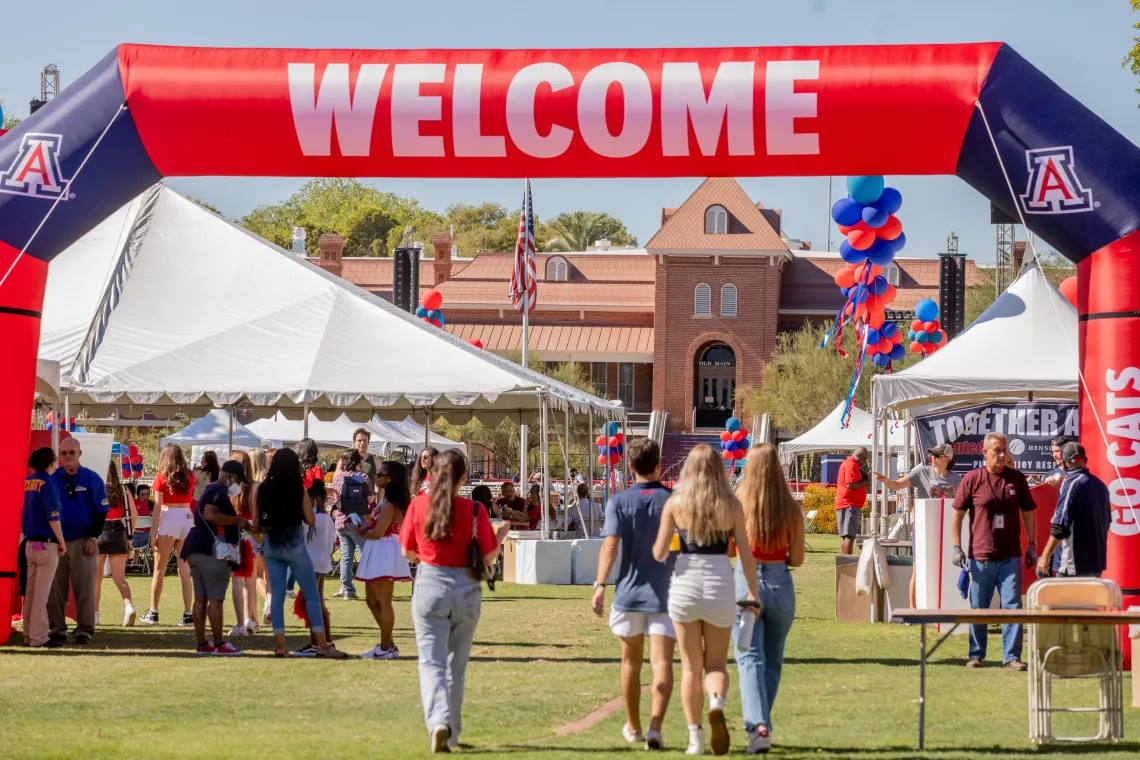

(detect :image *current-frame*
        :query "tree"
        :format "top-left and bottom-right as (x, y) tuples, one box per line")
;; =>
(0, 96), (20, 130)
(1126, 0), (1140, 104)
(188, 197), (222, 215)
(542, 211), (637, 251)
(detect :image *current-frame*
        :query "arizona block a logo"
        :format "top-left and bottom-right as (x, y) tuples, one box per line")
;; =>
(1019, 146), (1093, 215)
(0, 133), (71, 200)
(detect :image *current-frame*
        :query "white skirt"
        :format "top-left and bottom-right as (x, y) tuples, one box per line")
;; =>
(355, 537), (411, 582)
(667, 554), (735, 629)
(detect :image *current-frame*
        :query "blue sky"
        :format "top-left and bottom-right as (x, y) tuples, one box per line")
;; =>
(2, 0), (1136, 261)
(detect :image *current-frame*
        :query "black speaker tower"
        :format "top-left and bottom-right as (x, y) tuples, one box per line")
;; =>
(938, 254), (968, 339)
(392, 246), (421, 313)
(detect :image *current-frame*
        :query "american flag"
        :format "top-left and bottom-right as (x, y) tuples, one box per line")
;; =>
(509, 178), (537, 315)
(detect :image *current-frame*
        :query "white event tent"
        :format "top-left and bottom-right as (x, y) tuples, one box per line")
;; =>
(245, 413), (465, 456)
(778, 402), (904, 461)
(159, 408), (266, 456)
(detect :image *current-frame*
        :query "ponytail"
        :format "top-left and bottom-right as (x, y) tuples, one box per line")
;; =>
(423, 449), (467, 542)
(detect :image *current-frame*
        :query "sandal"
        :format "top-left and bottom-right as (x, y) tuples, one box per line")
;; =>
(274, 649), (288, 658)
(315, 647), (348, 659)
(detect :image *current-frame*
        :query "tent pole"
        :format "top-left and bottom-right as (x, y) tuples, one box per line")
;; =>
(540, 394), (551, 539)
(51, 396), (59, 451)
(587, 406), (594, 534)
(870, 405), (879, 539)
(303, 402), (310, 438)
(424, 408), (431, 449)
(562, 406), (571, 533)
(880, 412), (890, 536)
(228, 406), (234, 453)
(63, 392), (70, 436)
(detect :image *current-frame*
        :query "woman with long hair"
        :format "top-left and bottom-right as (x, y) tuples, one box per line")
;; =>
(227, 450), (261, 637)
(246, 448), (270, 619)
(653, 444), (758, 756)
(193, 450), (220, 502)
(254, 447), (345, 658)
(95, 462), (138, 627)
(143, 444), (197, 626)
(732, 443), (805, 754)
(247, 449), (268, 483)
(400, 449), (510, 753)
(356, 460), (412, 660)
(525, 482), (556, 531)
(411, 446), (439, 495)
(296, 438), (322, 488)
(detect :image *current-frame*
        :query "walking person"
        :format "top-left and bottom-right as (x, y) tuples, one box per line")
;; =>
(227, 450), (261, 637)
(143, 444), (197, 626)
(94, 462), (138, 627)
(653, 444), (758, 756)
(254, 447), (346, 658)
(48, 437), (110, 645)
(22, 448), (67, 648)
(247, 449), (271, 621)
(591, 438), (676, 750)
(733, 443), (805, 754)
(357, 460), (413, 660)
(399, 450), (510, 753)
(183, 459), (253, 656)
(412, 446), (439, 495)
(1036, 442), (1112, 579)
(331, 449), (373, 600)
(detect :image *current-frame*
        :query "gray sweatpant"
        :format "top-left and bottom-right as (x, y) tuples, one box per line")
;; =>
(411, 564), (482, 741)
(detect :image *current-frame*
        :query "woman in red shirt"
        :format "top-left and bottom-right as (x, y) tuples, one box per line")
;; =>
(732, 443), (805, 754)
(297, 438), (324, 489)
(399, 449), (509, 753)
(143, 444), (197, 626)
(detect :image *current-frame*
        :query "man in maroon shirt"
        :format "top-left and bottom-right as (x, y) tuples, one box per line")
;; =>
(951, 432), (1037, 671)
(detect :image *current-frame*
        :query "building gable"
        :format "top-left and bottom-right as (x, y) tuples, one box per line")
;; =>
(645, 177), (789, 252)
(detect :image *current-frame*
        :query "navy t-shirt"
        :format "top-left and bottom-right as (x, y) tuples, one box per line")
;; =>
(51, 466), (108, 541)
(181, 483), (239, 559)
(603, 481), (675, 613)
(23, 472), (62, 541)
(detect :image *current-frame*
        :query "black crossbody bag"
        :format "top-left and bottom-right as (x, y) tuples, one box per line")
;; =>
(469, 502), (495, 591)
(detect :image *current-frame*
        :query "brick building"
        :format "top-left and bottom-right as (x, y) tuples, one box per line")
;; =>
(312, 177), (979, 434)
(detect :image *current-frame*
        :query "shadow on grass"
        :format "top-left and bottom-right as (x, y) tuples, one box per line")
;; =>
(774, 744), (1140, 756)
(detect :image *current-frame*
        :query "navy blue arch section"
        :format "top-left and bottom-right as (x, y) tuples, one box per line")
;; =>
(0, 48), (159, 263)
(956, 44), (1140, 264)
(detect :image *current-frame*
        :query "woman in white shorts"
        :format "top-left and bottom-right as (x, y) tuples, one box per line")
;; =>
(141, 444), (197, 626)
(654, 444), (757, 756)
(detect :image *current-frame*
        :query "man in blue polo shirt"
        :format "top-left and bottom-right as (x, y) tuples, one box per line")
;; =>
(48, 437), (108, 644)
(1037, 442), (1112, 579)
(591, 438), (675, 751)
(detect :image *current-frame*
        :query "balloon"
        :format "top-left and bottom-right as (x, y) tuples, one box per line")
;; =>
(866, 238), (895, 267)
(596, 435), (607, 447)
(877, 186), (903, 215)
(854, 262), (884, 282)
(910, 341), (923, 354)
(731, 429), (746, 443)
(868, 276), (889, 296)
(609, 436), (619, 448)
(725, 440), (738, 452)
(614, 432), (623, 444)
(880, 321), (898, 339)
(128, 445), (139, 457)
(831, 197), (863, 227)
(930, 329), (945, 344)
(877, 214), (903, 240)
(889, 231), (907, 253)
(726, 417), (742, 432)
(911, 319), (924, 332)
(837, 223), (858, 235)
(437, 312), (446, 327)
(598, 454), (607, 465)
(722, 449), (733, 460)
(908, 329), (916, 341)
(923, 321), (937, 333)
(846, 176), (885, 205)
(608, 421), (620, 435)
(421, 289), (443, 310)
(738, 437), (750, 450)
(866, 309), (886, 329)
(130, 454), (143, 466)
(865, 327), (881, 345)
(921, 341), (937, 354)
(861, 205), (890, 229)
(889, 344), (906, 361)
(871, 353), (888, 367)
(891, 330), (904, 345)
(839, 239), (868, 265)
(427, 318), (442, 328)
(882, 283), (897, 304)
(609, 453), (621, 465)
(616, 443), (624, 455)
(467, 338), (484, 349)
(415, 306), (429, 318)
(835, 267), (857, 289)
(848, 228), (876, 251)
(732, 448), (746, 460)
(915, 299), (939, 323)
(915, 331), (929, 344)
(865, 341), (879, 356)
(719, 431), (731, 442)
(877, 338), (892, 354)
(1059, 276), (1078, 307)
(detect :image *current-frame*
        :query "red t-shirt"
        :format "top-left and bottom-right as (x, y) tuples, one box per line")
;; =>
(399, 494), (496, 568)
(834, 457), (867, 510)
(302, 466), (324, 489)
(152, 471), (196, 506)
(953, 466), (1036, 562)
(527, 502), (543, 531)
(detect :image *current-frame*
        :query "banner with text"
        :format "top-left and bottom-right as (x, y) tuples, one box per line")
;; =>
(915, 402), (1078, 476)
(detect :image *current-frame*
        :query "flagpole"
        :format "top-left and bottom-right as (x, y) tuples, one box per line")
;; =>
(520, 288), (529, 486)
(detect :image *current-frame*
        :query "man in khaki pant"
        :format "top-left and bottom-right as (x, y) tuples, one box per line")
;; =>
(22, 447), (68, 647)
(47, 438), (108, 645)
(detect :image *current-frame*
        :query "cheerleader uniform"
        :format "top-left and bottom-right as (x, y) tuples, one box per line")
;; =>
(356, 502), (412, 582)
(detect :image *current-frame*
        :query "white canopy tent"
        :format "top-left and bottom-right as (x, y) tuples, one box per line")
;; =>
(778, 402), (904, 461)
(160, 409), (266, 450)
(378, 416), (468, 455)
(36, 184), (626, 427)
(245, 413), (465, 456)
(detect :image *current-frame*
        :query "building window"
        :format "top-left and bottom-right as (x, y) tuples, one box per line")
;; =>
(546, 256), (568, 282)
(720, 284), (738, 317)
(618, 363), (635, 410)
(884, 262), (900, 286)
(705, 205), (728, 234)
(590, 362), (607, 397)
(694, 283), (711, 316)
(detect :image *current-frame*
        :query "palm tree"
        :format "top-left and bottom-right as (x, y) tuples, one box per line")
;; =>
(543, 211), (605, 252)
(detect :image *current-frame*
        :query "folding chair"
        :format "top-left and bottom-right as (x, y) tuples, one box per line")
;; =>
(1026, 577), (1124, 744)
(126, 516), (153, 576)
(803, 509), (818, 552)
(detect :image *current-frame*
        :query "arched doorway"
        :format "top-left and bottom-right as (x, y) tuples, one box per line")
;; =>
(694, 344), (736, 430)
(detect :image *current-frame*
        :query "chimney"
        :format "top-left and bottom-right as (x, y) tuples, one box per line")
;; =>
(291, 227), (307, 255)
(432, 232), (454, 283)
(317, 233), (345, 278)
(594, 239), (611, 251)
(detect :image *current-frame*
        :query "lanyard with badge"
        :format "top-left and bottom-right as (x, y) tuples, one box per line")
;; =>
(984, 471), (1010, 531)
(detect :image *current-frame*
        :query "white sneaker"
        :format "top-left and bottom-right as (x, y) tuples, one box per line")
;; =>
(359, 644), (382, 660)
(376, 645), (399, 660)
(94, 612), (100, 626)
(228, 626), (248, 638)
(745, 724), (772, 754)
(622, 723), (644, 744)
(430, 724), (451, 753)
(685, 727), (706, 756)
(245, 618), (261, 634)
(645, 727), (664, 750)
(123, 604), (136, 627)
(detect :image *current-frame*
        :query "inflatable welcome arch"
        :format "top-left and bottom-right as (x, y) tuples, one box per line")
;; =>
(2, 43), (1140, 641)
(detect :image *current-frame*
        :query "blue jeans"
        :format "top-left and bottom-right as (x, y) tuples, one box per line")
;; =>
(967, 557), (1023, 663)
(734, 560), (796, 730)
(412, 564), (482, 741)
(263, 527), (324, 635)
(337, 527), (363, 594)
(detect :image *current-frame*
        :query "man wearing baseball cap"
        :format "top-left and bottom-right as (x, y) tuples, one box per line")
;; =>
(1036, 442), (1111, 579)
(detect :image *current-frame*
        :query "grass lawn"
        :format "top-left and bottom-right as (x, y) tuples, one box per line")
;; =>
(2, 535), (1137, 759)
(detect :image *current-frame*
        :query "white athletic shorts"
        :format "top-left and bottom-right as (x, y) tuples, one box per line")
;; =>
(609, 608), (676, 640)
(156, 506), (194, 541)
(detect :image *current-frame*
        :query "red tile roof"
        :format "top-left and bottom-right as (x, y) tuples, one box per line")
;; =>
(780, 255), (984, 313)
(447, 324), (654, 360)
(645, 177), (788, 252)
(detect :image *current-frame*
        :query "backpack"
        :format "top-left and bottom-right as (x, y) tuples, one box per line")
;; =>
(339, 475), (370, 517)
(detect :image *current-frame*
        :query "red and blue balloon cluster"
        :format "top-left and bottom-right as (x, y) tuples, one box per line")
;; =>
(908, 298), (946, 356)
(115, 443), (143, 479)
(415, 289), (446, 328)
(45, 412), (80, 432)
(719, 416), (750, 464)
(595, 421), (623, 466)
